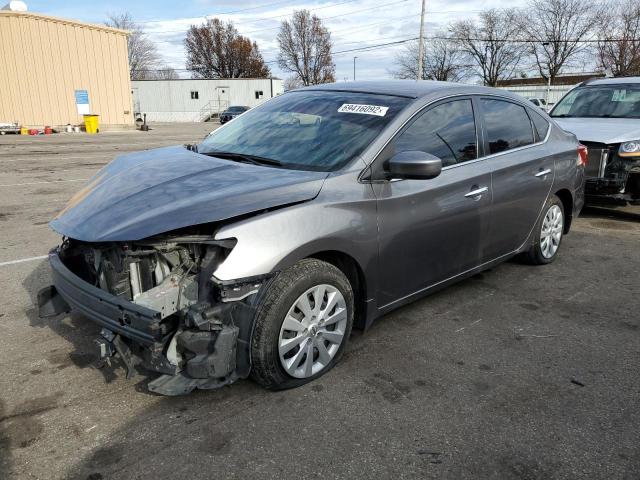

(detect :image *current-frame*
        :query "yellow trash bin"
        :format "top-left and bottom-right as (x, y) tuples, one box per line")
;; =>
(83, 114), (100, 134)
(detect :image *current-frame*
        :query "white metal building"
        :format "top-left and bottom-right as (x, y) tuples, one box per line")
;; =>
(498, 85), (574, 106)
(131, 78), (284, 122)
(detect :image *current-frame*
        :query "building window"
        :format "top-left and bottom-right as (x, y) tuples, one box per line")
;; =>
(255, 90), (264, 99)
(190, 91), (199, 100)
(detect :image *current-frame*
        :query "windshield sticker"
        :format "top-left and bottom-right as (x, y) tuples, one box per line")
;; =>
(338, 104), (389, 116)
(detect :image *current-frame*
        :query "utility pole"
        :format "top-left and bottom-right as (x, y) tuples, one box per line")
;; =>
(543, 42), (551, 110)
(417, 0), (426, 80)
(353, 56), (358, 81)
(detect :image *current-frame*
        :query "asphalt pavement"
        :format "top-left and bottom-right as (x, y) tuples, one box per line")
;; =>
(0, 125), (638, 479)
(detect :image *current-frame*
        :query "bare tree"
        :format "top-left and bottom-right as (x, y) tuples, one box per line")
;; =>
(277, 10), (335, 85)
(450, 9), (524, 86)
(392, 36), (467, 81)
(284, 76), (303, 91)
(596, 0), (640, 76)
(150, 67), (180, 80)
(519, 0), (599, 83)
(185, 18), (271, 79)
(106, 13), (159, 80)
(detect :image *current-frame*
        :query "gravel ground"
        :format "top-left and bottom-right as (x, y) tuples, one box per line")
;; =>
(0, 125), (638, 480)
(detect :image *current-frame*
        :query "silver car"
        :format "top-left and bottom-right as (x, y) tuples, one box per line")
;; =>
(38, 81), (586, 395)
(551, 77), (640, 210)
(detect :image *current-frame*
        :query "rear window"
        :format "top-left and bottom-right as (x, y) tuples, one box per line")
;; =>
(481, 99), (534, 154)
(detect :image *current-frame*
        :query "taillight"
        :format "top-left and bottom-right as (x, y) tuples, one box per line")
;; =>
(577, 144), (588, 166)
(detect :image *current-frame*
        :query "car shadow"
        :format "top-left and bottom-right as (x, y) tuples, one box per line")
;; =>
(22, 259), (121, 384)
(581, 205), (640, 222)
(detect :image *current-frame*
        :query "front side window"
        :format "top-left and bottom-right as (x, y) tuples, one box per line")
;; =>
(395, 99), (478, 167)
(481, 99), (534, 154)
(551, 84), (640, 118)
(199, 91), (411, 171)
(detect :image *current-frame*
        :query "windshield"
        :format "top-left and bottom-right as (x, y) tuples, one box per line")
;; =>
(227, 106), (247, 112)
(199, 90), (411, 171)
(551, 84), (640, 118)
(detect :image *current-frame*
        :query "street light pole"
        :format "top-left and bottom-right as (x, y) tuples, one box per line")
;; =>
(353, 56), (358, 81)
(417, 0), (426, 80)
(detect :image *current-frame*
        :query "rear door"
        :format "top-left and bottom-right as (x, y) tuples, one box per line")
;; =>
(373, 97), (493, 308)
(479, 98), (554, 259)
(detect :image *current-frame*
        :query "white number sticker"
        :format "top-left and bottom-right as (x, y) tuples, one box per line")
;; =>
(338, 104), (389, 117)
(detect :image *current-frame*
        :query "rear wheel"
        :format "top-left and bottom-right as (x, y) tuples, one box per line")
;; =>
(525, 194), (565, 264)
(250, 259), (354, 389)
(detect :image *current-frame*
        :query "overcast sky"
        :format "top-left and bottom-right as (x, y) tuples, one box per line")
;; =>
(26, 0), (531, 81)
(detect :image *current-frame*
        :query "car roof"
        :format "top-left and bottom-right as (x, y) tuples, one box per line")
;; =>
(582, 76), (640, 86)
(297, 80), (525, 101)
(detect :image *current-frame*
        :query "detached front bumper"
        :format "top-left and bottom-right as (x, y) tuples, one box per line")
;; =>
(585, 171), (640, 211)
(38, 248), (258, 395)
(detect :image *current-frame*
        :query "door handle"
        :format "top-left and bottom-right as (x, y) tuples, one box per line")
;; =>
(464, 186), (488, 198)
(535, 168), (552, 178)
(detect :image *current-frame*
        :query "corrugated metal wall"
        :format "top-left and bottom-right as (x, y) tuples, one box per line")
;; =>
(0, 11), (133, 127)
(131, 79), (285, 122)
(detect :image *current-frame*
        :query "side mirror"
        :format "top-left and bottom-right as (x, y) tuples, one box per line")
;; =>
(386, 151), (443, 180)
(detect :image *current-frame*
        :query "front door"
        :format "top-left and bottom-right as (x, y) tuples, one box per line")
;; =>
(372, 98), (493, 308)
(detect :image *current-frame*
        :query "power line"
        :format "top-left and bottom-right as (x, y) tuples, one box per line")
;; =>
(138, 35), (421, 72)
(430, 35), (640, 44)
(139, 34), (640, 73)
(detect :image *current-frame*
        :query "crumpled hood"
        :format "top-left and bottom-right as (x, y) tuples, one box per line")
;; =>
(50, 146), (328, 242)
(554, 117), (640, 144)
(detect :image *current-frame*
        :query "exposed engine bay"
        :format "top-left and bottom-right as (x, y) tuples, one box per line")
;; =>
(581, 141), (640, 207)
(39, 233), (270, 395)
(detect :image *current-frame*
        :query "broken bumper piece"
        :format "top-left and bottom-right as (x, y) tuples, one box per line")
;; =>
(38, 248), (256, 396)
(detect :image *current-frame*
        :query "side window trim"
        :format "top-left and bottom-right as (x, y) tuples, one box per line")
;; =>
(362, 93), (551, 183)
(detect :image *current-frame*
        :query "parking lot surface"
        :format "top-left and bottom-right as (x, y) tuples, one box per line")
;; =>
(1, 125), (639, 479)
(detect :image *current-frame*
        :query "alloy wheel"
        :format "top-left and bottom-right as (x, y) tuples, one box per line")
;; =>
(540, 204), (563, 259)
(278, 284), (348, 379)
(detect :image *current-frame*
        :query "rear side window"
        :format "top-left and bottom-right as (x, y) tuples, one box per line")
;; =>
(395, 99), (478, 167)
(529, 109), (550, 140)
(481, 99), (534, 154)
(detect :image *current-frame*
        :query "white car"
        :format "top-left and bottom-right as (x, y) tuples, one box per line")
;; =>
(551, 77), (640, 210)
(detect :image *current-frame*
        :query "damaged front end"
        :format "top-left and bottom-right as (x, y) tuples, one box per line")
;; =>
(581, 141), (640, 209)
(38, 233), (271, 395)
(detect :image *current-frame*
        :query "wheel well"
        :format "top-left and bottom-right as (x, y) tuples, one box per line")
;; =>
(554, 189), (573, 233)
(307, 251), (367, 330)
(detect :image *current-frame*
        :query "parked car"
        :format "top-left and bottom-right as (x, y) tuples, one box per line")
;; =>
(219, 105), (250, 124)
(38, 81), (586, 395)
(551, 77), (640, 209)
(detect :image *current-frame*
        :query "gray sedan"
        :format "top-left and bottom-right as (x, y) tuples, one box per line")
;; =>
(39, 81), (586, 395)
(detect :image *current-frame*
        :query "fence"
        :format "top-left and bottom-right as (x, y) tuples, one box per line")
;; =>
(498, 84), (575, 107)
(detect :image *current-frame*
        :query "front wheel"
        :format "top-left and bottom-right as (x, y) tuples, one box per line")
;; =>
(525, 194), (565, 264)
(250, 259), (354, 390)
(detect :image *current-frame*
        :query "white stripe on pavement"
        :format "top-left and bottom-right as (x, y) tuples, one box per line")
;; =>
(0, 255), (48, 267)
(0, 178), (88, 187)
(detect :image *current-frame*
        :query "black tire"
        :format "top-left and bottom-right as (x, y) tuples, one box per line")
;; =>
(250, 259), (354, 390)
(525, 194), (566, 265)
